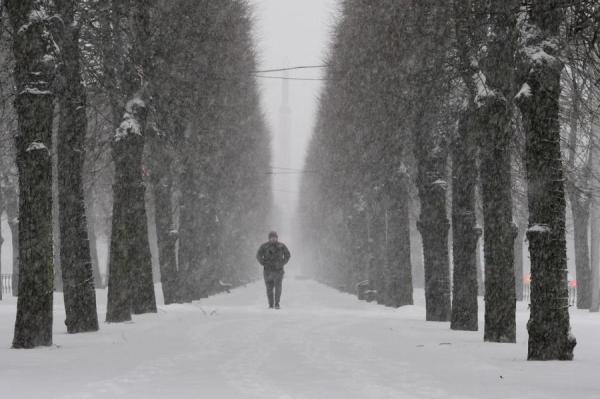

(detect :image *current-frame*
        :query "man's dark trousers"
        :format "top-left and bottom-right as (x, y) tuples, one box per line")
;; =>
(264, 269), (284, 308)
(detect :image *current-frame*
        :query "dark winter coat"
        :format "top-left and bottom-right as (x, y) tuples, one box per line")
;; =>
(256, 241), (291, 271)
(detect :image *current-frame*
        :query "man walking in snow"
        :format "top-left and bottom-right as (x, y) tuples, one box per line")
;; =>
(256, 231), (291, 309)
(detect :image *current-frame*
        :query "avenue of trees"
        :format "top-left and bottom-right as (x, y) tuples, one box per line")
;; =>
(300, 0), (600, 360)
(0, 0), (270, 347)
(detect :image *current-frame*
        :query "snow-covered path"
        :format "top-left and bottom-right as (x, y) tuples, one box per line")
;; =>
(1, 278), (599, 399)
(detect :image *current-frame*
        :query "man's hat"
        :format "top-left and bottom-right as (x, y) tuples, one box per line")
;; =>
(268, 231), (278, 239)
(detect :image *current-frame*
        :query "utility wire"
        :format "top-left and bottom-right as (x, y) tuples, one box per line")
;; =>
(253, 74), (331, 81)
(253, 65), (328, 73)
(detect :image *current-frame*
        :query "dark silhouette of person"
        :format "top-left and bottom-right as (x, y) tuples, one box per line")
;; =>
(256, 231), (291, 309)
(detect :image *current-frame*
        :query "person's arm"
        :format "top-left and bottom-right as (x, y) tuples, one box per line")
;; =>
(282, 244), (291, 265)
(256, 244), (265, 266)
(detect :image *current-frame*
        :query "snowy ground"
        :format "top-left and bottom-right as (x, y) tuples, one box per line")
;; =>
(1, 278), (599, 399)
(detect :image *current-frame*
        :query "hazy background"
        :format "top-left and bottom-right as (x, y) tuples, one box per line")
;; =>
(249, 0), (341, 246)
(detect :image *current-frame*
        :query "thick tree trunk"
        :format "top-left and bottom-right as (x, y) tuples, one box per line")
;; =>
(56, 0), (99, 333)
(415, 128), (451, 321)
(479, 99), (516, 342)
(106, 1), (156, 320)
(6, 0), (56, 348)
(571, 202), (591, 309)
(516, 1), (576, 360)
(451, 110), (480, 331)
(475, 0), (519, 343)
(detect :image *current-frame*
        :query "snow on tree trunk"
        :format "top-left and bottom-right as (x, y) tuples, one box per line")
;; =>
(451, 110), (480, 331)
(5, 0), (57, 348)
(106, 1), (156, 320)
(516, 1), (576, 360)
(56, 0), (99, 333)
(106, 99), (156, 321)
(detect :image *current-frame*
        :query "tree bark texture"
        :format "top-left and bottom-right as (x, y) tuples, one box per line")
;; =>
(5, 0), (56, 348)
(415, 125), (451, 321)
(476, 0), (519, 343)
(451, 110), (480, 331)
(56, 0), (99, 333)
(106, 0), (157, 320)
(516, 1), (576, 360)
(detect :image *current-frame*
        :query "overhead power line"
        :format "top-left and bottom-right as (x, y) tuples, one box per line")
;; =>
(253, 65), (329, 73)
(253, 75), (331, 81)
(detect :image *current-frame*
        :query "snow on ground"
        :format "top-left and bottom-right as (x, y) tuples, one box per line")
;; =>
(1, 278), (599, 399)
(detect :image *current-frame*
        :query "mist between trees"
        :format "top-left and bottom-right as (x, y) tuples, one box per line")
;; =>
(0, 0), (598, 362)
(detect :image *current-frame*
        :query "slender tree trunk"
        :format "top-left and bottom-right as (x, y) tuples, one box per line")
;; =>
(591, 125), (600, 312)
(177, 165), (199, 303)
(85, 194), (103, 288)
(514, 223), (526, 301)
(451, 110), (480, 331)
(571, 201), (591, 308)
(516, 1), (576, 360)
(1, 178), (19, 296)
(590, 193), (600, 312)
(6, 0), (56, 348)
(148, 135), (179, 304)
(56, 0), (99, 333)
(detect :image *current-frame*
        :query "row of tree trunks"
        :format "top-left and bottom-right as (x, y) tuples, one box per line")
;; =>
(5, 0), (56, 348)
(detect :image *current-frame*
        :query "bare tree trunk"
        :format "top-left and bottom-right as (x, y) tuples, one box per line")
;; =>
(56, 0), (99, 333)
(451, 110), (480, 331)
(106, 0), (157, 320)
(570, 200), (592, 308)
(1, 175), (19, 296)
(148, 133), (179, 304)
(477, 0), (519, 343)
(514, 223), (526, 301)
(516, 1), (576, 360)
(5, 0), (56, 348)
(415, 133), (451, 321)
(591, 125), (600, 312)
(591, 190), (600, 312)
